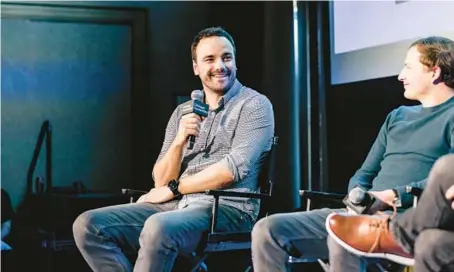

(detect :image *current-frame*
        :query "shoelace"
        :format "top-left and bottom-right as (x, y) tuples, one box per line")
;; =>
(367, 201), (397, 253)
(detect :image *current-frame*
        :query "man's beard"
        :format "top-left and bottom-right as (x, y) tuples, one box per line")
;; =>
(207, 70), (234, 92)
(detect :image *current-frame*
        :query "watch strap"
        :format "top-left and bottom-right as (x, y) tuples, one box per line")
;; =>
(168, 179), (181, 196)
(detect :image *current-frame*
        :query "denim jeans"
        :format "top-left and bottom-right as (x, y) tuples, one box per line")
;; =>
(251, 207), (346, 272)
(73, 199), (252, 272)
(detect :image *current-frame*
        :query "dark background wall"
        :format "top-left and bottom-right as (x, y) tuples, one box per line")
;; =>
(2, 15), (134, 208)
(1, 1), (268, 209)
(1, 1), (417, 213)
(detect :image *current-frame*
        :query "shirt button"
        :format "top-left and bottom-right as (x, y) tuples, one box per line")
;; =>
(211, 112), (215, 116)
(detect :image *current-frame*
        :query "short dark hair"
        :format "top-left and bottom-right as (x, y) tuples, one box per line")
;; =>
(191, 26), (236, 61)
(411, 36), (454, 88)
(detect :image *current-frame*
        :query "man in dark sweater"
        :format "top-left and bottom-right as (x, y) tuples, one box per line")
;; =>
(251, 36), (454, 271)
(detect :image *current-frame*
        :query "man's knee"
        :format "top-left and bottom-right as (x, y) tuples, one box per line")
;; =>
(251, 214), (280, 246)
(428, 154), (454, 186)
(73, 209), (98, 246)
(140, 214), (178, 248)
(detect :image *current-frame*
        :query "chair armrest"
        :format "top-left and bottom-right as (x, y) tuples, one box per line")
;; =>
(121, 188), (147, 203)
(121, 188), (147, 195)
(206, 189), (269, 234)
(406, 186), (423, 207)
(299, 190), (345, 211)
(299, 190), (345, 201)
(405, 186), (423, 197)
(205, 190), (269, 199)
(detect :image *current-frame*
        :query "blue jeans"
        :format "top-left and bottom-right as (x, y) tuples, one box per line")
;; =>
(251, 207), (346, 271)
(251, 208), (397, 272)
(73, 199), (252, 272)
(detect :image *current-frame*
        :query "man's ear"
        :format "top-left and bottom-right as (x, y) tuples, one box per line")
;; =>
(193, 60), (199, 76)
(432, 66), (443, 84)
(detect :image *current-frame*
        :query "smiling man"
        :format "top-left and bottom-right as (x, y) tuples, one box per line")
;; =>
(324, 37), (454, 272)
(73, 27), (274, 272)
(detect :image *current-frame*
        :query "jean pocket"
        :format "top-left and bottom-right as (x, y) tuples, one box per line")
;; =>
(217, 206), (252, 232)
(230, 211), (253, 231)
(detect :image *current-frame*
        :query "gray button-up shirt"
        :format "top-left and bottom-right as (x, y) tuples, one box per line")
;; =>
(155, 79), (275, 221)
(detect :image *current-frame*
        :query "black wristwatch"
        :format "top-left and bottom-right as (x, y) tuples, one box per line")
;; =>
(167, 179), (181, 197)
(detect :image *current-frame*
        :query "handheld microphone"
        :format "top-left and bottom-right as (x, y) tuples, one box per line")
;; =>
(342, 186), (376, 214)
(181, 90), (209, 149)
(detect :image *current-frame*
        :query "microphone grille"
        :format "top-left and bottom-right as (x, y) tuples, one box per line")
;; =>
(191, 90), (204, 101)
(348, 187), (365, 205)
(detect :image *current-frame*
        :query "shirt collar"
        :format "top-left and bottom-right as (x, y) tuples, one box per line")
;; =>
(208, 79), (242, 111)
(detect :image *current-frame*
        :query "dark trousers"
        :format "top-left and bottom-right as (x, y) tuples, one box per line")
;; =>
(392, 154), (454, 272)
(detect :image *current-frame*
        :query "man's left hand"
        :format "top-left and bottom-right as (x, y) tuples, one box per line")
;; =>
(136, 186), (174, 204)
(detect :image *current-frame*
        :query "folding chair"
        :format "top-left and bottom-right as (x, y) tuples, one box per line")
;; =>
(286, 190), (345, 268)
(189, 136), (279, 272)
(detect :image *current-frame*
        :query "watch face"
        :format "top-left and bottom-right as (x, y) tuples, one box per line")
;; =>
(168, 180), (180, 195)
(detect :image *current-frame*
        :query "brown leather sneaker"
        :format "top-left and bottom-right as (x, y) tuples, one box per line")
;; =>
(326, 213), (414, 266)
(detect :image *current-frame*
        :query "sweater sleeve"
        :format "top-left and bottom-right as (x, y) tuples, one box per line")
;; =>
(347, 110), (395, 192)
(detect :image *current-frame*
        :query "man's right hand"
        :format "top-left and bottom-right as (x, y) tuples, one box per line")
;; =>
(174, 113), (202, 146)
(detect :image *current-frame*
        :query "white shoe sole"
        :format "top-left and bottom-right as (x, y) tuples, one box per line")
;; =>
(325, 213), (414, 266)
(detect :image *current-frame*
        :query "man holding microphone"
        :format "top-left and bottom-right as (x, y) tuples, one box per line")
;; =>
(73, 26), (274, 272)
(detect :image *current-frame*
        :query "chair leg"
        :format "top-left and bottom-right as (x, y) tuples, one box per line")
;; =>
(190, 254), (209, 272)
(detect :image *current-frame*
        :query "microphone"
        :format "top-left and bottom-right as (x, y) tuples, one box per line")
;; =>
(342, 186), (376, 214)
(181, 90), (209, 149)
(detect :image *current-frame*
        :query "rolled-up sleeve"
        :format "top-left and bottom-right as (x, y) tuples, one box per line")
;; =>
(151, 107), (180, 181)
(156, 107), (180, 162)
(221, 95), (275, 182)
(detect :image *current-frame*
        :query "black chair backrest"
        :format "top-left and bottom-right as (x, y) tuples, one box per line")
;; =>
(256, 136), (278, 219)
(260, 136), (278, 195)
